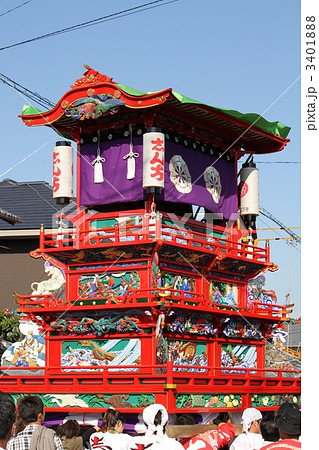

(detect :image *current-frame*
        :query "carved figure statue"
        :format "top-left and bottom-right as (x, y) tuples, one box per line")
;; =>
(43, 394), (88, 408)
(11, 329), (43, 367)
(31, 261), (65, 297)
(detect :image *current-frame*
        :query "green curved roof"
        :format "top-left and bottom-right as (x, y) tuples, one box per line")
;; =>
(22, 81), (290, 141)
(116, 83), (290, 140)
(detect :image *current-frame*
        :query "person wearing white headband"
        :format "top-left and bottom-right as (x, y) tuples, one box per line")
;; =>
(131, 404), (184, 449)
(229, 408), (264, 450)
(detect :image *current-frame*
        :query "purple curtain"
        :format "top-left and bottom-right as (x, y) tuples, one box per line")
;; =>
(80, 137), (237, 219)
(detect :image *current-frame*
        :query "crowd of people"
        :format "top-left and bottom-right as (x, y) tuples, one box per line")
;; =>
(229, 404), (301, 450)
(0, 392), (301, 450)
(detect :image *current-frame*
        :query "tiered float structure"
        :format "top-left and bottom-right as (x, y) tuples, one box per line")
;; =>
(0, 66), (300, 423)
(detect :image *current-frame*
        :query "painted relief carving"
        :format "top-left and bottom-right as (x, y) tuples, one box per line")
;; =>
(156, 271), (194, 298)
(221, 344), (257, 374)
(247, 273), (277, 309)
(78, 271), (140, 302)
(176, 393), (242, 409)
(168, 313), (217, 337)
(65, 94), (124, 120)
(71, 66), (114, 88)
(12, 393), (155, 409)
(51, 313), (143, 335)
(209, 281), (238, 306)
(31, 260), (65, 299)
(251, 394), (301, 408)
(61, 339), (141, 372)
(1, 321), (45, 372)
(222, 318), (262, 340)
(168, 339), (207, 373)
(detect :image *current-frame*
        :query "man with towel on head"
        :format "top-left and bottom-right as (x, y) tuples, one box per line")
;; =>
(131, 404), (184, 450)
(230, 408), (264, 450)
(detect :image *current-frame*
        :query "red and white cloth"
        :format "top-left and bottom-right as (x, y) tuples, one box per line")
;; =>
(182, 422), (236, 450)
(259, 439), (301, 449)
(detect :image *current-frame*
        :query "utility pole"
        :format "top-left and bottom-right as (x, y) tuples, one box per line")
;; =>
(287, 239), (294, 305)
(258, 207), (300, 307)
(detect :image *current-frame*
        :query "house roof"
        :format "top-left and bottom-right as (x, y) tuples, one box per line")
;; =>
(0, 207), (22, 225)
(285, 322), (301, 348)
(0, 179), (75, 231)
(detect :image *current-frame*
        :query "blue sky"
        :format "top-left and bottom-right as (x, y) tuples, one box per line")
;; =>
(0, 0), (301, 317)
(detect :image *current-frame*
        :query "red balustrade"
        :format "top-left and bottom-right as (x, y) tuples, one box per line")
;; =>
(15, 289), (290, 320)
(39, 212), (269, 265)
(0, 362), (300, 393)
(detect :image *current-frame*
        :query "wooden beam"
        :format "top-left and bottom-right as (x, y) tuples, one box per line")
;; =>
(166, 423), (243, 439)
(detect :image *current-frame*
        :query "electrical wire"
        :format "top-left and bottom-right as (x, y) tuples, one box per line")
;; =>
(0, 72), (55, 109)
(257, 215), (301, 253)
(254, 161), (300, 164)
(0, 0), (34, 18)
(259, 207), (301, 244)
(0, 0), (179, 51)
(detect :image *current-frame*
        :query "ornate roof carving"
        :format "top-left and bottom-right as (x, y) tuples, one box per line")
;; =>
(70, 64), (114, 89)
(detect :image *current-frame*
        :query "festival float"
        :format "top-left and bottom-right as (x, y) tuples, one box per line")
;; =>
(0, 66), (300, 428)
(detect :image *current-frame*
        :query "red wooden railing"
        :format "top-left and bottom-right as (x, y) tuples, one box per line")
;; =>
(15, 290), (291, 320)
(0, 363), (301, 393)
(39, 212), (270, 265)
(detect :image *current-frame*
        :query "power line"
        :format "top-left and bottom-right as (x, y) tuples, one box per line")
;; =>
(0, 72), (54, 109)
(259, 207), (301, 245)
(257, 227), (300, 231)
(0, 0), (34, 18)
(257, 236), (300, 242)
(254, 161), (300, 164)
(258, 209), (301, 256)
(0, 0), (179, 51)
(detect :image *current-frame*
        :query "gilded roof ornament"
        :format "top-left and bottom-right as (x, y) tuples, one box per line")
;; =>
(71, 64), (114, 89)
